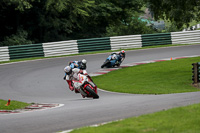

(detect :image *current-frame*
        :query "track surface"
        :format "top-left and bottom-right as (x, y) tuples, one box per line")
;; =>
(0, 45), (200, 133)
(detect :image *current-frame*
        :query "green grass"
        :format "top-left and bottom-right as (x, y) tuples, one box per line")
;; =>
(0, 99), (30, 110)
(71, 103), (200, 133)
(93, 57), (200, 94)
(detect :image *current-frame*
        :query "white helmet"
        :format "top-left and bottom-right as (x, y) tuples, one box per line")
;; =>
(64, 66), (71, 73)
(82, 59), (87, 64)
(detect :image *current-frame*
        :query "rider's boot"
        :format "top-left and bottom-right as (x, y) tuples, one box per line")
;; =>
(74, 89), (80, 93)
(81, 94), (85, 98)
(66, 80), (74, 91)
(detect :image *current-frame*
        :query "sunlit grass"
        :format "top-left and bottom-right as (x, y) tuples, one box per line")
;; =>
(93, 57), (200, 94)
(0, 99), (30, 110)
(71, 103), (200, 133)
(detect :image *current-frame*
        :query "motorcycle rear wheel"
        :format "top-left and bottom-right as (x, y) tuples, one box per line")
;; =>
(85, 86), (99, 99)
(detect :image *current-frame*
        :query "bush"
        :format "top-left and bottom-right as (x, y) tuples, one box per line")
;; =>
(0, 28), (33, 46)
(106, 17), (157, 37)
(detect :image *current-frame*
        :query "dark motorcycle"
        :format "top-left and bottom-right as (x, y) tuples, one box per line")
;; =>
(101, 54), (120, 68)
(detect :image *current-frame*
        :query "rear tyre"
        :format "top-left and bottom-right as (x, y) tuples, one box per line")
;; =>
(85, 86), (99, 99)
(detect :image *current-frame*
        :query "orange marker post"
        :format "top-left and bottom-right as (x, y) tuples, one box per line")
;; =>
(5, 99), (11, 106)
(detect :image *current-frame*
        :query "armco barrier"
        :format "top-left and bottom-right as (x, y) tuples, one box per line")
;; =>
(8, 43), (44, 60)
(142, 33), (172, 47)
(110, 35), (142, 50)
(1, 30), (200, 62)
(42, 40), (78, 57)
(77, 37), (111, 53)
(171, 30), (200, 45)
(0, 46), (10, 62)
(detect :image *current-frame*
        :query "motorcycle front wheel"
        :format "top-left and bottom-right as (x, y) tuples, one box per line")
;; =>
(85, 86), (99, 99)
(101, 60), (110, 68)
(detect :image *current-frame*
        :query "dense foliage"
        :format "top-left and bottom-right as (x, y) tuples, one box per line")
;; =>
(145, 0), (200, 28)
(0, 0), (199, 46)
(0, 0), (157, 46)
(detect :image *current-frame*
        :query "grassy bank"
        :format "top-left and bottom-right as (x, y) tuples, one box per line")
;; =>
(70, 103), (200, 133)
(93, 56), (200, 94)
(0, 99), (30, 110)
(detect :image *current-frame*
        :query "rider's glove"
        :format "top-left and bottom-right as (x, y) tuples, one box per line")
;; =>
(63, 76), (66, 80)
(79, 69), (83, 74)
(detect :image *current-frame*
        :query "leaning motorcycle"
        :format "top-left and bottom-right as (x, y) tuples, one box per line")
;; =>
(101, 54), (119, 68)
(72, 73), (99, 99)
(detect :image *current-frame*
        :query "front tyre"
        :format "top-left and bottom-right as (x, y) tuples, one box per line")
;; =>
(101, 60), (110, 68)
(85, 86), (99, 99)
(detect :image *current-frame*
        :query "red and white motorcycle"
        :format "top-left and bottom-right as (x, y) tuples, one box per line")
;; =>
(72, 69), (99, 99)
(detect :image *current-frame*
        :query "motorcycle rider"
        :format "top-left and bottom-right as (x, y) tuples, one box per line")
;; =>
(63, 59), (88, 92)
(63, 66), (75, 91)
(111, 50), (126, 66)
(63, 66), (97, 97)
(69, 59), (87, 70)
(69, 59), (87, 74)
(64, 66), (85, 93)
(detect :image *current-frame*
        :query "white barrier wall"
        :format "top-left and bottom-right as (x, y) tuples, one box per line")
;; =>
(42, 40), (79, 57)
(110, 35), (142, 50)
(0, 46), (10, 62)
(171, 30), (200, 45)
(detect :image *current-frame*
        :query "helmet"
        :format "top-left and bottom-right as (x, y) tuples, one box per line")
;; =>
(120, 50), (125, 57)
(121, 50), (125, 54)
(64, 66), (71, 73)
(82, 59), (87, 64)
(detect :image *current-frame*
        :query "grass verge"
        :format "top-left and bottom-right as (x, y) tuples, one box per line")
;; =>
(93, 56), (200, 94)
(70, 103), (200, 133)
(0, 99), (30, 110)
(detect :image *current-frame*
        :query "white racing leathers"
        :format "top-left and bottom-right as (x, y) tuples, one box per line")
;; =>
(66, 68), (96, 92)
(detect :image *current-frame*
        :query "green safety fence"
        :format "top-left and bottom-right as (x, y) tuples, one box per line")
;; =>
(77, 37), (111, 53)
(142, 33), (172, 47)
(8, 43), (44, 60)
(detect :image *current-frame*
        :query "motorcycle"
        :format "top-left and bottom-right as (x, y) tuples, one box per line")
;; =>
(72, 72), (99, 99)
(101, 53), (120, 68)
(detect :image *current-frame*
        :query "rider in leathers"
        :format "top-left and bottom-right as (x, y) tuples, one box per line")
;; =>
(64, 66), (82, 93)
(69, 59), (87, 74)
(64, 66), (96, 97)
(63, 59), (87, 90)
(111, 50), (126, 66)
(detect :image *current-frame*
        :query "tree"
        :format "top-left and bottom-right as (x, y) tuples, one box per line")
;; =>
(144, 0), (200, 28)
(0, 0), (153, 46)
(70, 0), (145, 39)
(106, 17), (156, 37)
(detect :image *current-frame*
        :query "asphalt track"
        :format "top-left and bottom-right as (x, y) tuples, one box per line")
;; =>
(0, 44), (200, 133)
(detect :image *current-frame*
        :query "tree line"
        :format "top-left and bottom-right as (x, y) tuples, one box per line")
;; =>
(0, 0), (199, 46)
